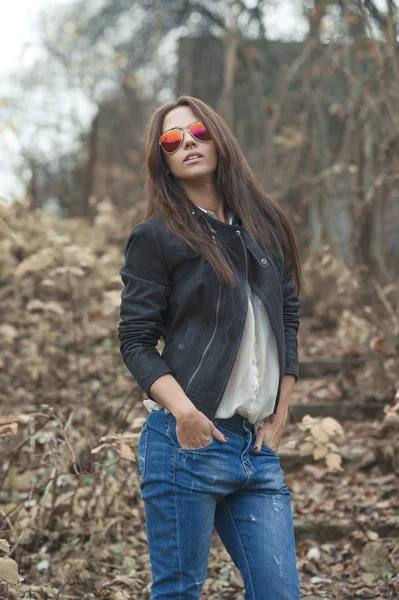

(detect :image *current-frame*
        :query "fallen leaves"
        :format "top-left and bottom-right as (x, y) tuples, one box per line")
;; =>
(91, 432), (140, 464)
(298, 415), (345, 470)
(0, 413), (35, 436)
(0, 202), (398, 600)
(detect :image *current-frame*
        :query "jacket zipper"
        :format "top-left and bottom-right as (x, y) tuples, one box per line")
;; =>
(208, 229), (248, 420)
(185, 279), (222, 395)
(236, 230), (248, 291)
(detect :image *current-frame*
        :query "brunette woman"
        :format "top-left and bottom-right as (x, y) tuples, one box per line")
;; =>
(118, 95), (303, 600)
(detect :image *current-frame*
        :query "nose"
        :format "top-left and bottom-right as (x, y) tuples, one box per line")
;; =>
(182, 128), (198, 149)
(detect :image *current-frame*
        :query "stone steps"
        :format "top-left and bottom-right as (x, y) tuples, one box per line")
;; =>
(293, 517), (398, 543)
(299, 355), (365, 378)
(287, 400), (386, 423)
(278, 443), (389, 473)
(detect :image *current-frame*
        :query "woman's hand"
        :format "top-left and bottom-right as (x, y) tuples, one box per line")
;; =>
(176, 409), (228, 449)
(253, 374), (295, 452)
(254, 413), (287, 452)
(254, 411), (287, 453)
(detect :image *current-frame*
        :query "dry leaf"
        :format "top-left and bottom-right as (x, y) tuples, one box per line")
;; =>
(0, 414), (34, 425)
(325, 452), (343, 470)
(313, 445), (328, 460)
(91, 442), (116, 454)
(118, 442), (136, 462)
(320, 416), (345, 437)
(311, 423), (329, 443)
(299, 442), (314, 456)
(0, 423), (18, 435)
(0, 216), (16, 238)
(15, 248), (56, 278)
(0, 323), (18, 343)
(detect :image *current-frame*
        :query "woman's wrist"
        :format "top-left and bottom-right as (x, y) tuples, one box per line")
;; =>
(149, 374), (198, 420)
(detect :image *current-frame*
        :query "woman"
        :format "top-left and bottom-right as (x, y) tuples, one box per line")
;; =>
(118, 95), (303, 599)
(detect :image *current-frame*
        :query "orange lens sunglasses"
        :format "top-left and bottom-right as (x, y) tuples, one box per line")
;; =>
(159, 120), (212, 153)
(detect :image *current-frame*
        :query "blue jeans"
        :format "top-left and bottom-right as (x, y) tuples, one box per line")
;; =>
(138, 409), (301, 599)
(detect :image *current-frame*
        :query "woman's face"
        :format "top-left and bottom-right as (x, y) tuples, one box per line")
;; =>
(160, 105), (218, 182)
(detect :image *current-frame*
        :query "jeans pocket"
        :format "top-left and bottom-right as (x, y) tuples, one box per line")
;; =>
(167, 415), (214, 452)
(261, 442), (279, 458)
(138, 423), (149, 479)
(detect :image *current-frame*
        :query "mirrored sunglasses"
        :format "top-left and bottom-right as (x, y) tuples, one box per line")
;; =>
(159, 120), (212, 153)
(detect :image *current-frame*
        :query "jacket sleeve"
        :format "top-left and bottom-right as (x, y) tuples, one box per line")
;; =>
(282, 263), (300, 382)
(117, 222), (173, 399)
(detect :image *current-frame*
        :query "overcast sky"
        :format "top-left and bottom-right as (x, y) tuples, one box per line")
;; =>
(1, 1), (71, 201)
(0, 0), (389, 203)
(1, 1), (53, 76)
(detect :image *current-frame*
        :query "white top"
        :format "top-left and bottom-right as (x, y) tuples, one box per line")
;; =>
(143, 205), (280, 434)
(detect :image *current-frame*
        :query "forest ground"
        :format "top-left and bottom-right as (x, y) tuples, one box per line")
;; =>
(0, 203), (398, 599)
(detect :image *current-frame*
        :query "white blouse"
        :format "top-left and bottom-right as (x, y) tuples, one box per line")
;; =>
(143, 205), (280, 435)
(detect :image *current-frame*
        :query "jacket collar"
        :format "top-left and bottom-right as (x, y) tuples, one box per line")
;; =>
(190, 203), (243, 231)
(189, 202), (274, 264)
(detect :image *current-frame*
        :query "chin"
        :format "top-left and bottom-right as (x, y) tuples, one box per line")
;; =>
(188, 165), (216, 176)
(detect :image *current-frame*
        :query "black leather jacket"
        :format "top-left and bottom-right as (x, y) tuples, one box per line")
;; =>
(118, 203), (300, 420)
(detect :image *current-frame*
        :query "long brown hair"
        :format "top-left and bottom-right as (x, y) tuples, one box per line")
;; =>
(143, 95), (303, 295)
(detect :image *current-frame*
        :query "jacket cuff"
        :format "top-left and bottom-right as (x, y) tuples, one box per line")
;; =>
(144, 363), (174, 400)
(284, 353), (299, 382)
(121, 346), (173, 400)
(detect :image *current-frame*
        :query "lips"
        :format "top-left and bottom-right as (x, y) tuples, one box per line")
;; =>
(183, 152), (204, 162)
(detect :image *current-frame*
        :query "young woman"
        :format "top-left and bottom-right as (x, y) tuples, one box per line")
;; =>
(118, 95), (303, 599)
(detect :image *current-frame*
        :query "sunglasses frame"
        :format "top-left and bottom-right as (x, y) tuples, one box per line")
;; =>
(159, 120), (212, 154)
